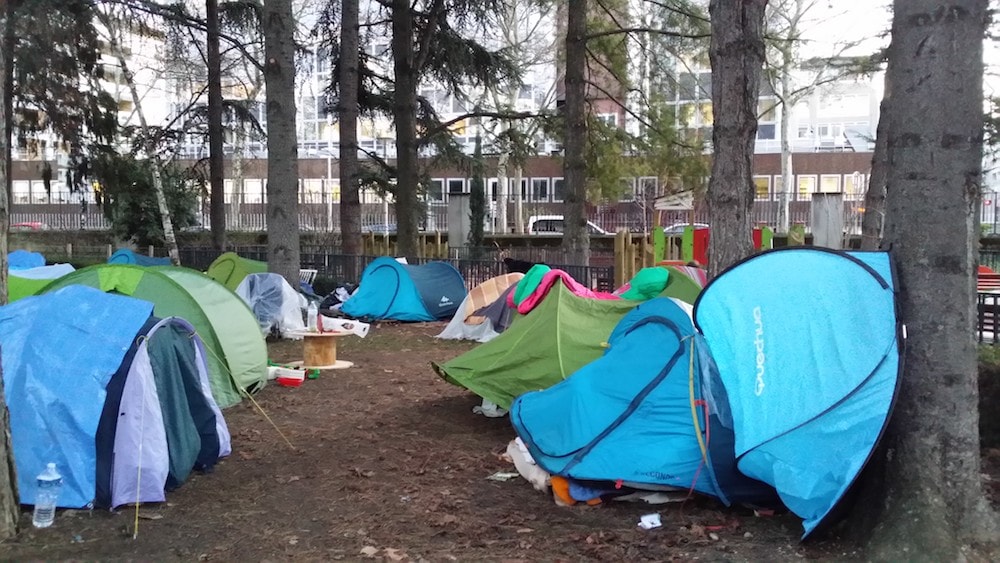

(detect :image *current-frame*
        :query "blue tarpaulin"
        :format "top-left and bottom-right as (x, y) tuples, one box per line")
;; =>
(0, 286), (154, 507)
(9, 249), (45, 270)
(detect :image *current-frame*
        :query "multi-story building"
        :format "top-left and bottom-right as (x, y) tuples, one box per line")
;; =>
(11, 5), (891, 234)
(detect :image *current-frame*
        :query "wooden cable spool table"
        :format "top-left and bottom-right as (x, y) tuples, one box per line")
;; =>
(287, 330), (354, 370)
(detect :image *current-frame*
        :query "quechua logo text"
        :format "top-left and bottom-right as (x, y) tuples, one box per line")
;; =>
(753, 306), (766, 396)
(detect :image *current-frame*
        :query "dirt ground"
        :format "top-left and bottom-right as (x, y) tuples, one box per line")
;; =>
(2, 323), (998, 561)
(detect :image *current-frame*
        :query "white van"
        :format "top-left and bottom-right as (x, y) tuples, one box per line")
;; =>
(527, 215), (610, 235)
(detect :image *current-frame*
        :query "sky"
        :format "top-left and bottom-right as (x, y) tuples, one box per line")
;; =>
(794, 1), (891, 60)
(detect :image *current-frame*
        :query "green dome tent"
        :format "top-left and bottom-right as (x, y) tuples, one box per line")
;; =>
(8, 264), (77, 302)
(207, 252), (268, 291)
(39, 264), (268, 408)
(433, 267), (702, 409)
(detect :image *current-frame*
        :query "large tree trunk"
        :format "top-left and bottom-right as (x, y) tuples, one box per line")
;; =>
(561, 0), (589, 266)
(706, 0), (767, 279)
(391, 0), (419, 260)
(263, 0), (301, 286)
(860, 1), (999, 558)
(0, 0), (20, 539)
(2, 0), (12, 205)
(338, 0), (361, 271)
(861, 86), (890, 250)
(207, 0), (226, 250)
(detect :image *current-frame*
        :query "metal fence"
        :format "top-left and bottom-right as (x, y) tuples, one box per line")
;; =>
(179, 245), (615, 292)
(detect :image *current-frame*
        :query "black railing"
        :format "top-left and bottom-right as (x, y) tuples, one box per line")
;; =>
(979, 292), (1000, 344)
(179, 246), (615, 293)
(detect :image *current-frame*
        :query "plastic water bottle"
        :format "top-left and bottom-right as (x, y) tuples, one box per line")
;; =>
(307, 301), (319, 332)
(32, 463), (62, 528)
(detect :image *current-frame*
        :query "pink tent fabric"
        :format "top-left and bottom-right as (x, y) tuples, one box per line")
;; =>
(508, 269), (619, 314)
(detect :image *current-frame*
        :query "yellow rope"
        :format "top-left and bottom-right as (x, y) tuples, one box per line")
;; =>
(243, 390), (297, 451)
(688, 337), (708, 461)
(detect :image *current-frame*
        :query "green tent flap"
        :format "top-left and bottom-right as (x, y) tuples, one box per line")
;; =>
(434, 274), (701, 409)
(9, 276), (53, 302)
(98, 266), (143, 295)
(207, 252), (268, 291)
(40, 264), (268, 408)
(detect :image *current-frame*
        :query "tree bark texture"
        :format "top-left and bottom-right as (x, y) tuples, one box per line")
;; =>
(706, 0), (767, 279)
(0, 0), (20, 539)
(391, 0), (419, 260)
(862, 1), (998, 559)
(861, 87), (890, 251)
(207, 0), (226, 250)
(263, 0), (301, 286)
(2, 0), (12, 204)
(561, 0), (590, 266)
(338, 0), (361, 269)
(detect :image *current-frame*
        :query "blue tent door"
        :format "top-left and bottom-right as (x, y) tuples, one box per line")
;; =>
(342, 258), (430, 321)
(693, 248), (900, 537)
(405, 262), (465, 320)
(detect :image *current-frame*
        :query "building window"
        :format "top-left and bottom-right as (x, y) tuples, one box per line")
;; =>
(773, 175), (784, 200)
(596, 114), (617, 127)
(844, 173), (866, 201)
(797, 175), (816, 201)
(427, 179), (445, 202)
(552, 178), (566, 202)
(510, 178), (528, 200)
(637, 177), (659, 200)
(531, 178), (549, 202)
(819, 174), (841, 193)
(757, 124), (776, 140)
(758, 99), (777, 122)
(447, 178), (465, 195)
(754, 176), (771, 201)
(619, 177), (637, 202)
(12, 181), (29, 204)
(327, 179), (341, 203)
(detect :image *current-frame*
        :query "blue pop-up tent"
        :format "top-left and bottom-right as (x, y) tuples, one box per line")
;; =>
(693, 248), (901, 537)
(341, 257), (467, 321)
(510, 297), (778, 506)
(109, 248), (171, 266)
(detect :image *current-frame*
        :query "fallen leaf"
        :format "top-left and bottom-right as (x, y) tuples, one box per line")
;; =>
(384, 547), (407, 561)
(287, 475), (301, 483)
(360, 546), (379, 557)
(517, 528), (534, 534)
(138, 513), (163, 520)
(288, 536), (299, 545)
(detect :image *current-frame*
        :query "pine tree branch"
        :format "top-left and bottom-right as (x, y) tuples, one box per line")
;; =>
(584, 26), (709, 41)
(420, 110), (538, 140)
(413, 0), (447, 72)
(101, 0), (265, 71)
